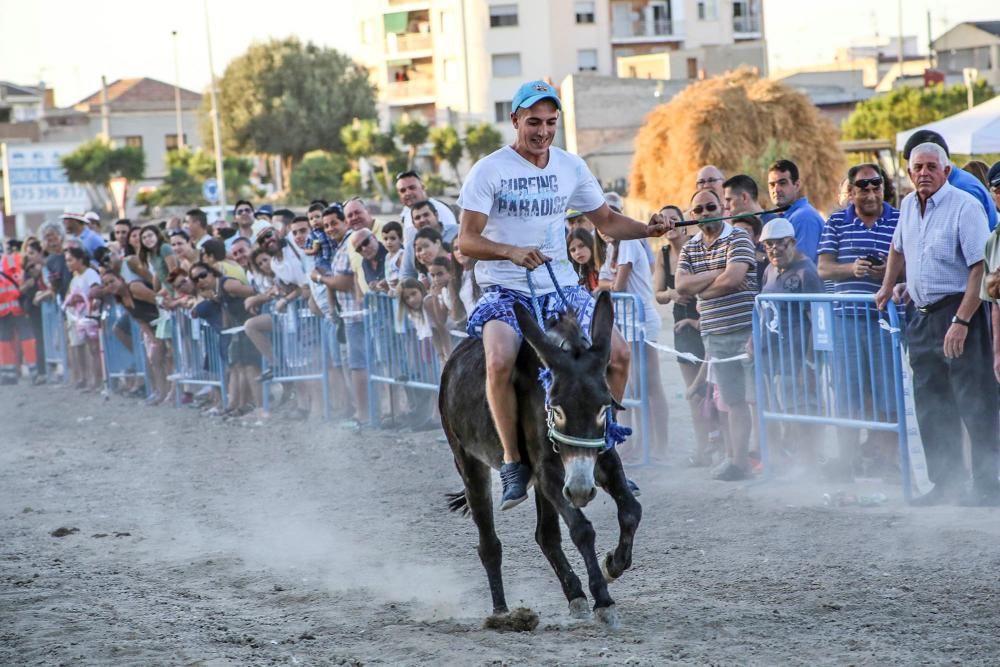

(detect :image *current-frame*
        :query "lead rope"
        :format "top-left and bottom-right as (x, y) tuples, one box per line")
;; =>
(525, 261), (629, 451)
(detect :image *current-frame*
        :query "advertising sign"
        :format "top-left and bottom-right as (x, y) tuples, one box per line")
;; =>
(1, 142), (90, 215)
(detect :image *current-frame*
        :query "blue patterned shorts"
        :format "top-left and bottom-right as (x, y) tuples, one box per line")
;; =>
(466, 285), (596, 339)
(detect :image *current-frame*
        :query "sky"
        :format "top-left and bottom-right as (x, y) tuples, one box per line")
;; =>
(1, 0), (998, 108)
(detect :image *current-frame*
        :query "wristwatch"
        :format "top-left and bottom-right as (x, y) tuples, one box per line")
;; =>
(951, 315), (970, 327)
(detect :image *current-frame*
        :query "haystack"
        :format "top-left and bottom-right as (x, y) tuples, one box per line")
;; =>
(629, 68), (846, 214)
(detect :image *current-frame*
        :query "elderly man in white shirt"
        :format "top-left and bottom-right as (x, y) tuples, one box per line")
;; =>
(876, 142), (998, 507)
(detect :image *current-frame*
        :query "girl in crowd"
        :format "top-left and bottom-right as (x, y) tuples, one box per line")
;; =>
(139, 225), (177, 291)
(138, 224), (178, 400)
(100, 266), (170, 404)
(397, 277), (436, 358)
(63, 247), (102, 391)
(451, 237), (480, 319)
(567, 227), (600, 293)
(123, 226), (151, 284)
(168, 230), (200, 271)
(20, 239), (48, 383)
(413, 227), (450, 282)
(424, 255), (465, 363)
(244, 247), (279, 317)
(189, 262), (261, 418)
(653, 204), (713, 466)
(597, 222), (669, 460)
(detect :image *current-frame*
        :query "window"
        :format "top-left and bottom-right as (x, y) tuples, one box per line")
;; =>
(697, 0), (718, 20)
(440, 9), (456, 34)
(489, 4), (518, 28)
(360, 19), (373, 44)
(165, 134), (186, 151)
(494, 101), (513, 122)
(491, 53), (522, 77)
(577, 49), (598, 72)
(575, 1), (595, 24)
(124, 135), (143, 149)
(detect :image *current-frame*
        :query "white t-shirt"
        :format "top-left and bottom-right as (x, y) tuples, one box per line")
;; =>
(602, 240), (661, 327)
(458, 145), (606, 294)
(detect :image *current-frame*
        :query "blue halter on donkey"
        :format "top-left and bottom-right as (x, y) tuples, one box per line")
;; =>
(524, 262), (632, 452)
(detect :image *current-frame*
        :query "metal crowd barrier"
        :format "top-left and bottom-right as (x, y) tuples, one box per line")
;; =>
(261, 301), (330, 419)
(100, 303), (149, 398)
(363, 292), (442, 425)
(170, 308), (229, 408)
(40, 299), (68, 382)
(751, 293), (910, 498)
(610, 293), (651, 465)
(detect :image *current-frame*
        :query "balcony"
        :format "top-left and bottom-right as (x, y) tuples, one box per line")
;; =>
(733, 14), (761, 36)
(385, 30), (433, 54)
(611, 18), (683, 43)
(385, 79), (436, 104)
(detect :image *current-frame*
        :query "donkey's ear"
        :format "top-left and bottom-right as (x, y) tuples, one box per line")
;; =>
(513, 302), (558, 368)
(589, 289), (614, 366)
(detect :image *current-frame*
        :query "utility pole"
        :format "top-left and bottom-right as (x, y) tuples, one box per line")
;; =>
(203, 0), (227, 220)
(171, 30), (185, 150)
(926, 11), (934, 69)
(100, 75), (110, 140)
(896, 0), (904, 82)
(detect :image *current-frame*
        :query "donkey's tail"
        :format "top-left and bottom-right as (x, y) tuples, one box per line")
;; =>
(445, 490), (470, 516)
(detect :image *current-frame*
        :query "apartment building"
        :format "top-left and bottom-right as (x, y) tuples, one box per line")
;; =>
(354, 0), (765, 137)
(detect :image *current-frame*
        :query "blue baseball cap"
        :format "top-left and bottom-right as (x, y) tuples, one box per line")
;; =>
(512, 80), (561, 112)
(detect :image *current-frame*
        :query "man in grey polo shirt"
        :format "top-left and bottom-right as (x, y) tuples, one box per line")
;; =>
(677, 188), (758, 481)
(400, 199), (458, 280)
(876, 142), (998, 507)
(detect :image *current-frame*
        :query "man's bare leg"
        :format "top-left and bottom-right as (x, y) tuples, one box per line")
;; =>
(483, 321), (521, 463)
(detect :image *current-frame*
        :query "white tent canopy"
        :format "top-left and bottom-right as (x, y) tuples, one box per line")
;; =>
(896, 95), (1000, 155)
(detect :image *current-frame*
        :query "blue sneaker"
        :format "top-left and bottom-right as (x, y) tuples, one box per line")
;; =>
(627, 479), (641, 497)
(500, 462), (531, 510)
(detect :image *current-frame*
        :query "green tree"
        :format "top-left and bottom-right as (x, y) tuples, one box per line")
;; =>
(340, 119), (401, 199)
(61, 138), (145, 216)
(289, 150), (350, 203)
(842, 82), (997, 141)
(395, 114), (430, 169)
(142, 148), (256, 208)
(430, 126), (463, 184)
(464, 122), (503, 163)
(204, 36), (376, 187)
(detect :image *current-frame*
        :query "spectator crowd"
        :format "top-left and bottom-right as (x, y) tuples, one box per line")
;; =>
(2, 129), (999, 506)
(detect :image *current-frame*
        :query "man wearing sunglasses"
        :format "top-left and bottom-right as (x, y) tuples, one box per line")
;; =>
(676, 189), (758, 482)
(767, 159), (824, 262)
(817, 164), (901, 481)
(694, 165), (725, 201)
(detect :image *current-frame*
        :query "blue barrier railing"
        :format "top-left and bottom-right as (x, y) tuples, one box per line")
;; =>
(364, 292), (442, 425)
(751, 293), (909, 498)
(40, 298), (68, 382)
(170, 308), (229, 408)
(261, 301), (330, 419)
(100, 303), (149, 398)
(610, 293), (651, 466)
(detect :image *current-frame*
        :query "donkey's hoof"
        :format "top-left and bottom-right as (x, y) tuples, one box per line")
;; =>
(568, 597), (591, 619)
(601, 551), (619, 583)
(594, 604), (621, 630)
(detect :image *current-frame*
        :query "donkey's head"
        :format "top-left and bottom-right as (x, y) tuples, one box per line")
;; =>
(514, 290), (617, 508)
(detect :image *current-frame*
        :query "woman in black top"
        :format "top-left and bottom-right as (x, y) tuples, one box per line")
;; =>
(100, 267), (170, 403)
(652, 205), (713, 465)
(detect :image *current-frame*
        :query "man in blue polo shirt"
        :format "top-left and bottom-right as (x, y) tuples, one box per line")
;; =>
(767, 159), (824, 262)
(817, 163), (900, 480)
(902, 130), (997, 231)
(60, 212), (106, 259)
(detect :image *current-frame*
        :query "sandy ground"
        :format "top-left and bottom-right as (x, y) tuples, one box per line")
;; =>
(4, 369), (1000, 667)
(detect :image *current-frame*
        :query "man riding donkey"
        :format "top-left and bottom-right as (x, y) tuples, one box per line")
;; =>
(457, 80), (672, 509)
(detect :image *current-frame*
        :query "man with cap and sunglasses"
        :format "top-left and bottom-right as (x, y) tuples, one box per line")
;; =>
(458, 79), (671, 509)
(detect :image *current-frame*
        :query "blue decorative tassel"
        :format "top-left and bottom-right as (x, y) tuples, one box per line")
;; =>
(538, 367), (553, 395)
(605, 411), (632, 450)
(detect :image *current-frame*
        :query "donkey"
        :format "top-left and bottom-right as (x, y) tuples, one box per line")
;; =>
(439, 290), (642, 628)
